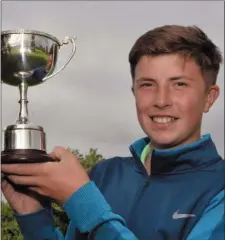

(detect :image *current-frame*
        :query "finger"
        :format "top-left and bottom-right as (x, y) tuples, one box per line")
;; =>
(1, 177), (9, 190)
(51, 146), (78, 162)
(28, 186), (39, 192)
(6, 175), (39, 186)
(28, 186), (46, 196)
(51, 146), (67, 160)
(48, 152), (60, 161)
(1, 162), (50, 176)
(1, 179), (16, 199)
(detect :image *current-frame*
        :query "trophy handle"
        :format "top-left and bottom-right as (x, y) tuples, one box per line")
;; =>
(43, 36), (77, 81)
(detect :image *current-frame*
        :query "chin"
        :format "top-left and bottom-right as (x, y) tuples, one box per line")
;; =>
(152, 141), (176, 150)
(146, 132), (180, 150)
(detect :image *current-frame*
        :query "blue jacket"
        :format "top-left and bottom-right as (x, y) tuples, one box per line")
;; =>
(16, 134), (224, 239)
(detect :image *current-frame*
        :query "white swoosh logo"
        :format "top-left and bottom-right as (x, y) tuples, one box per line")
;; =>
(173, 210), (196, 219)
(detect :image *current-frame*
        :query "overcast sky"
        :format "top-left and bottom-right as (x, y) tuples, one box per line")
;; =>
(1, 1), (224, 158)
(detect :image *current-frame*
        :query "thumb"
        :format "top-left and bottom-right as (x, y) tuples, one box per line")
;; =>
(50, 146), (77, 162)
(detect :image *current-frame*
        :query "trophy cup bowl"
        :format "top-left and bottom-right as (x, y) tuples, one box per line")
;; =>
(1, 29), (76, 163)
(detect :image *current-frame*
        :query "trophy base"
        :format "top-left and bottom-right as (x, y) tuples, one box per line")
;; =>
(1, 149), (54, 164)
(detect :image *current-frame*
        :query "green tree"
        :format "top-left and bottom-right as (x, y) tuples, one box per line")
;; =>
(1, 148), (103, 239)
(1, 201), (23, 240)
(80, 148), (103, 172)
(67, 147), (84, 160)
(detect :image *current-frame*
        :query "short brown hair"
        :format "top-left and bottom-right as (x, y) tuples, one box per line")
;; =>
(129, 25), (223, 86)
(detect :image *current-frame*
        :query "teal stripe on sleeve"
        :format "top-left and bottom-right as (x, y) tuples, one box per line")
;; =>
(187, 190), (224, 240)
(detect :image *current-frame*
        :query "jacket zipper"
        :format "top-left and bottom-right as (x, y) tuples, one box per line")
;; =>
(127, 176), (151, 228)
(127, 147), (151, 228)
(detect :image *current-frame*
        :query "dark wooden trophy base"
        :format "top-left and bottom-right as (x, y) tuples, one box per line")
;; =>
(1, 149), (54, 164)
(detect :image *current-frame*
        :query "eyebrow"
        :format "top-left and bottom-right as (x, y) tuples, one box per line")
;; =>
(136, 75), (194, 82)
(169, 76), (194, 81)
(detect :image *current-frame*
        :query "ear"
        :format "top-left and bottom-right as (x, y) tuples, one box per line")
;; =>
(131, 85), (134, 95)
(203, 85), (220, 113)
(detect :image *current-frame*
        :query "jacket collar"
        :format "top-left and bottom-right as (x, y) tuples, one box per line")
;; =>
(129, 134), (222, 175)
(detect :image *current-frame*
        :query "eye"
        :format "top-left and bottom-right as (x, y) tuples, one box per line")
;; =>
(175, 82), (188, 87)
(140, 83), (153, 87)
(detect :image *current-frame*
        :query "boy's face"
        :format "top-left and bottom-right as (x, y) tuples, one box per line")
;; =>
(132, 54), (219, 149)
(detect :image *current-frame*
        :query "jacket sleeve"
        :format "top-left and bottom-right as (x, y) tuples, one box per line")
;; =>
(187, 190), (224, 240)
(63, 181), (138, 240)
(15, 207), (66, 240)
(12, 162), (106, 240)
(14, 181), (138, 240)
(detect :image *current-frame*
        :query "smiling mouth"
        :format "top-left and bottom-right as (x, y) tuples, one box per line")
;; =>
(150, 117), (178, 124)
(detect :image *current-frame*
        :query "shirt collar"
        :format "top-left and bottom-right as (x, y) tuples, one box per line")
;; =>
(140, 143), (151, 165)
(129, 134), (222, 174)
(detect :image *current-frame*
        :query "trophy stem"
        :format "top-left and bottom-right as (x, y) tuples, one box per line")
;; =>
(16, 81), (29, 124)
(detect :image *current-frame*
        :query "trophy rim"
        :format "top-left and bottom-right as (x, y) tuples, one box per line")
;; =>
(1, 29), (61, 46)
(4, 123), (44, 131)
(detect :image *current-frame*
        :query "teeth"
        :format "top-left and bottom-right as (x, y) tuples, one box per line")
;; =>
(152, 117), (175, 124)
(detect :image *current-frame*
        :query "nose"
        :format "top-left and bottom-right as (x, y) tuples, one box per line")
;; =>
(154, 87), (172, 109)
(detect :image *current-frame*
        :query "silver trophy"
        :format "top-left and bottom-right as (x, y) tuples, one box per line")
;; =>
(1, 29), (76, 163)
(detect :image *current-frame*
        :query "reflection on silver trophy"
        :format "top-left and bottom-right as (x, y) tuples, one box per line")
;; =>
(1, 29), (76, 163)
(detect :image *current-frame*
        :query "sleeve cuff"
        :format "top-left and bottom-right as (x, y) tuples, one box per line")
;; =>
(15, 208), (57, 239)
(63, 181), (125, 233)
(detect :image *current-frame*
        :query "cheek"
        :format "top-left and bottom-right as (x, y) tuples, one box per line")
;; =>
(179, 94), (205, 120)
(135, 93), (152, 116)
(135, 95), (154, 131)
